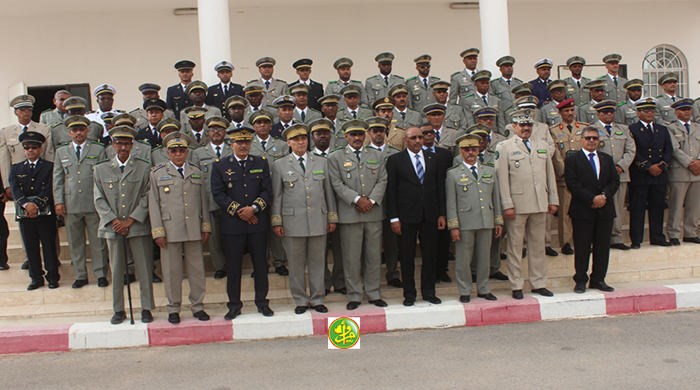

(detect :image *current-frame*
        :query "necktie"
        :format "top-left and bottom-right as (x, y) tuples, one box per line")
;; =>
(195, 133), (201, 143)
(298, 156), (305, 173)
(354, 150), (361, 162)
(152, 126), (158, 137)
(177, 167), (184, 178)
(524, 140), (531, 153)
(22, 126), (28, 133)
(119, 165), (124, 173)
(301, 111), (306, 122)
(215, 146), (221, 158)
(613, 76), (618, 87)
(482, 95), (488, 106)
(577, 80), (581, 89)
(261, 140), (266, 150)
(283, 123), (289, 129)
(507, 79), (511, 86)
(224, 84), (228, 94)
(321, 151), (326, 157)
(253, 107), (258, 111)
(30, 162), (35, 171)
(236, 123), (242, 128)
(239, 159), (245, 169)
(352, 111), (357, 119)
(648, 124), (653, 132)
(479, 154), (484, 163)
(672, 96), (676, 102)
(605, 124), (612, 135)
(344, 82), (348, 86)
(265, 81), (270, 90)
(589, 152), (597, 177)
(471, 165), (478, 180)
(76, 145), (81, 160)
(685, 123), (690, 134)
(415, 155), (424, 184)
(423, 79), (428, 89)
(401, 112), (406, 120)
(435, 131), (441, 143)
(384, 76), (389, 86)
(567, 124), (573, 132)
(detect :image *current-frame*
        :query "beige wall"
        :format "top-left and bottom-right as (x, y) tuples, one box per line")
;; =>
(1, 0), (698, 126)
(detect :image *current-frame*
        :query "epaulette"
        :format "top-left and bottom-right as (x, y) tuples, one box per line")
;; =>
(328, 80), (338, 84)
(189, 145), (200, 149)
(388, 145), (401, 151)
(329, 147), (344, 153)
(136, 139), (150, 145)
(504, 105), (513, 112)
(274, 155), (286, 161)
(616, 101), (626, 107)
(338, 107), (346, 111)
(310, 108), (321, 114)
(248, 79), (257, 83)
(116, 109), (125, 113)
(351, 80), (361, 83)
(483, 161), (495, 166)
(446, 165), (458, 171)
(395, 75), (405, 80)
(668, 120), (678, 124)
(695, 97), (700, 102)
(151, 163), (165, 171)
(51, 122), (63, 128)
(41, 108), (52, 113)
(135, 157), (150, 164)
(128, 108), (139, 114)
(489, 93), (499, 97)
(89, 140), (104, 146)
(406, 76), (417, 82)
(274, 136), (286, 141)
(578, 102), (587, 107)
(451, 71), (460, 77)
(655, 95), (663, 98)
(514, 77), (523, 82)
(491, 78), (499, 82)
(276, 79), (286, 83)
(153, 145), (163, 151)
(56, 141), (71, 148)
(464, 93), (475, 98)
(596, 75), (605, 80)
(95, 159), (110, 165)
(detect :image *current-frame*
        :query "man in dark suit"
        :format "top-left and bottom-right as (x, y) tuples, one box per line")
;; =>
(529, 59), (553, 108)
(628, 98), (673, 248)
(386, 126), (447, 306)
(211, 127), (274, 320)
(565, 126), (620, 293)
(288, 59), (324, 111)
(166, 60), (195, 119)
(206, 61), (244, 119)
(136, 98), (166, 148)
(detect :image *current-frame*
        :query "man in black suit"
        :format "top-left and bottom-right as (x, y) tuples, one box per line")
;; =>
(565, 126), (620, 293)
(288, 59), (324, 111)
(136, 98), (166, 148)
(206, 61), (244, 119)
(628, 98), (673, 248)
(529, 59), (553, 108)
(387, 126), (447, 306)
(166, 60), (195, 119)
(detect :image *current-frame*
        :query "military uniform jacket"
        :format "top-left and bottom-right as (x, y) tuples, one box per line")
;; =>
(667, 120), (700, 182)
(592, 121), (635, 183)
(615, 100), (639, 126)
(495, 136), (559, 214)
(327, 145), (387, 224)
(93, 156), (152, 239)
(179, 105), (222, 134)
(692, 99), (700, 123)
(135, 125), (162, 149)
(131, 107), (176, 130)
(148, 162), (211, 241)
(364, 74), (405, 104)
(449, 69), (477, 104)
(577, 100), (603, 124)
(598, 74), (628, 103)
(461, 93), (505, 132)
(0, 122), (54, 188)
(192, 143), (233, 211)
(504, 122), (554, 155)
(289, 80), (324, 111)
(393, 107), (422, 130)
(565, 77), (591, 107)
(529, 78), (552, 107)
(250, 136), (288, 162)
(187, 130), (211, 147)
(406, 75), (439, 111)
(326, 80), (366, 108)
(53, 141), (106, 213)
(628, 121), (673, 186)
(40, 108), (65, 127)
(292, 108), (322, 125)
(150, 145), (195, 167)
(51, 121), (104, 149)
(337, 106), (373, 122)
(656, 95), (680, 125)
(206, 82), (244, 116)
(8, 158), (54, 213)
(105, 140), (151, 161)
(489, 77), (523, 106)
(166, 83), (192, 119)
(503, 106), (544, 126)
(550, 121), (586, 182)
(249, 78), (289, 108)
(446, 162), (502, 231)
(270, 153), (338, 236)
(243, 105), (279, 125)
(211, 154), (272, 234)
(541, 101), (578, 127)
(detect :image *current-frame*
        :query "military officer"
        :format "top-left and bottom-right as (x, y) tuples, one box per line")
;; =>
(428, 80), (468, 133)
(86, 84), (124, 132)
(489, 55), (522, 107)
(503, 94), (544, 126)
(406, 54), (439, 111)
(504, 106), (554, 152)
(577, 79), (607, 124)
(449, 48), (480, 105)
(373, 97), (407, 150)
(390, 84), (422, 130)
(105, 113), (151, 160)
(289, 84), (322, 124)
(131, 83), (176, 129)
(447, 134), (502, 302)
(149, 132), (211, 324)
(51, 96), (104, 147)
(540, 80), (569, 126)
(183, 107), (211, 146)
(211, 127), (274, 320)
(338, 85), (373, 122)
(656, 73), (682, 125)
(151, 118), (196, 166)
(495, 111), (559, 299)
(461, 70), (505, 133)
(364, 52), (405, 104)
(529, 59), (554, 108)
(166, 60), (196, 119)
(598, 54), (627, 104)
(452, 114), (506, 165)
(250, 57), (288, 108)
(564, 56), (591, 106)
(206, 60), (244, 116)
(616, 79), (644, 126)
(180, 81), (222, 135)
(271, 95), (296, 138)
(326, 57), (366, 109)
(665, 99), (700, 245)
(243, 83), (278, 124)
(93, 126), (155, 324)
(191, 116), (233, 279)
(53, 115), (109, 288)
(271, 124), (338, 314)
(327, 120), (388, 310)
(317, 95), (348, 150)
(424, 103), (459, 152)
(226, 96), (249, 130)
(288, 58), (324, 111)
(693, 87), (700, 123)
(135, 98), (167, 149)
(40, 90), (70, 126)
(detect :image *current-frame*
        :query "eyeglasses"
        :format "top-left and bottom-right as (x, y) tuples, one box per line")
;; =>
(583, 136), (600, 141)
(461, 147), (479, 152)
(407, 135), (424, 140)
(639, 108), (655, 113)
(23, 145), (40, 150)
(168, 147), (188, 154)
(599, 109), (615, 114)
(418, 64), (431, 69)
(17, 107), (33, 112)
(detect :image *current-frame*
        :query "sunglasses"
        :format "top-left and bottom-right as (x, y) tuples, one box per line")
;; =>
(407, 135), (424, 140)
(17, 107), (33, 112)
(418, 64), (431, 69)
(461, 147), (479, 152)
(599, 109), (615, 114)
(168, 147), (188, 154)
(583, 136), (600, 141)
(23, 145), (40, 150)
(639, 108), (655, 113)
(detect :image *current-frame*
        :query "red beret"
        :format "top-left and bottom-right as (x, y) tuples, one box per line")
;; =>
(556, 98), (575, 110)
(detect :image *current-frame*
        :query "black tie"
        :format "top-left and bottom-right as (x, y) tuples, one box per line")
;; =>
(195, 133), (201, 143)
(236, 123), (242, 128)
(261, 140), (267, 150)
(239, 160), (245, 169)
(177, 167), (184, 178)
(482, 95), (488, 106)
(224, 84), (228, 95)
(215, 146), (221, 158)
(354, 150), (361, 162)
(605, 125), (611, 135)
(301, 111), (306, 122)
(384, 76), (389, 86)
(672, 96), (676, 102)
(344, 82), (348, 86)
(352, 111), (357, 119)
(423, 79), (428, 89)
(401, 112), (406, 120)
(265, 81), (270, 90)
(524, 140), (531, 153)
(614, 76), (618, 87)
(22, 126), (28, 133)
(76, 145), (81, 160)
(119, 165), (124, 173)
(283, 123), (289, 129)
(435, 131), (441, 143)
(507, 79), (511, 86)
(685, 123), (690, 134)
(479, 154), (484, 163)
(648, 124), (653, 132)
(567, 124), (573, 132)
(30, 162), (35, 171)
(321, 151), (326, 157)
(298, 156), (305, 173)
(577, 80), (581, 89)
(471, 165), (478, 180)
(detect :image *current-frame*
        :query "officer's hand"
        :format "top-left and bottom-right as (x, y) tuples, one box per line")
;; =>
(327, 223), (336, 233)
(0, 191), (5, 202)
(55, 204), (66, 217)
(155, 237), (167, 248)
(201, 232), (210, 243)
(4, 188), (13, 201)
(548, 205), (558, 215)
(689, 160), (700, 175)
(648, 164), (663, 177)
(437, 216), (446, 230)
(391, 221), (402, 235)
(247, 215), (258, 225)
(237, 206), (255, 221)
(504, 208), (516, 220)
(616, 165), (623, 175)
(450, 228), (461, 242)
(25, 202), (39, 217)
(592, 195), (606, 208)
(274, 226), (284, 237)
(356, 197), (372, 213)
(494, 225), (503, 238)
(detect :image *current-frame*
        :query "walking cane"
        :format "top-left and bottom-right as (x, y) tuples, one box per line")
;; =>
(123, 232), (135, 325)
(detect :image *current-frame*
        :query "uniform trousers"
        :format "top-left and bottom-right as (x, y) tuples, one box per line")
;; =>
(19, 215), (59, 283)
(629, 184), (667, 244)
(285, 235), (326, 307)
(471, 233), (502, 276)
(269, 231), (287, 268)
(208, 211), (226, 271)
(161, 240), (206, 314)
(397, 220), (437, 300)
(504, 212), (548, 290)
(572, 218), (613, 285)
(223, 232), (269, 311)
(611, 182), (628, 244)
(456, 228), (492, 296)
(667, 181), (700, 239)
(382, 219), (400, 282)
(339, 221), (382, 302)
(65, 212), (108, 280)
(324, 229), (345, 291)
(557, 183), (574, 247)
(107, 235), (154, 312)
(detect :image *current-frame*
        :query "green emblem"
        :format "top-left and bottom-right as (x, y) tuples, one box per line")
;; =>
(85, 155), (98, 159)
(495, 151), (500, 160)
(366, 160), (378, 164)
(615, 131), (623, 135)
(313, 170), (324, 174)
(191, 174), (201, 179)
(328, 317), (360, 349)
(249, 169), (263, 173)
(482, 174), (492, 178)
(537, 149), (547, 154)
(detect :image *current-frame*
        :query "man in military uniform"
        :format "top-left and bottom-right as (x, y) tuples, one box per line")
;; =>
(40, 90), (70, 126)
(225, 96), (248, 130)
(423, 103), (458, 151)
(529, 59), (554, 108)
(541, 80), (570, 126)
(656, 73), (682, 125)
(327, 120), (388, 310)
(365, 52), (405, 104)
(317, 95), (348, 151)
(326, 57), (366, 109)
(135, 98), (167, 148)
(461, 70), (505, 133)
(180, 81), (222, 134)
(447, 134), (502, 302)
(149, 132), (211, 324)
(406, 55), (439, 111)
(289, 84), (322, 124)
(166, 60), (196, 119)
(505, 106), (554, 151)
(288, 59), (324, 111)
(338, 85), (373, 122)
(592, 100), (636, 250)
(151, 118), (195, 166)
(243, 83), (278, 124)
(250, 57), (288, 108)
(206, 61), (244, 117)
(502, 94), (543, 126)
(489, 56), (522, 107)
(428, 80), (468, 133)
(191, 116), (233, 279)
(131, 84), (176, 130)
(616, 79), (644, 126)
(577, 79), (607, 124)
(271, 95), (296, 138)
(449, 48), (480, 105)
(665, 99), (700, 245)
(9, 132), (59, 290)
(628, 98), (673, 248)
(93, 126), (155, 324)
(86, 84), (123, 132)
(271, 124), (338, 314)
(211, 127), (274, 320)
(53, 115), (108, 288)
(51, 96), (104, 147)
(564, 56), (590, 106)
(495, 111), (559, 299)
(182, 107), (210, 146)
(105, 114), (152, 161)
(390, 84), (422, 130)
(373, 97), (407, 150)
(598, 54), (627, 104)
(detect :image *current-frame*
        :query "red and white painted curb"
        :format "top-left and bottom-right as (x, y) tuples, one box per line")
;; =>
(2, 283), (699, 355)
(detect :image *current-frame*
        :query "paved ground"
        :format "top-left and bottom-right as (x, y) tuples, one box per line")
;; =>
(2, 311), (699, 389)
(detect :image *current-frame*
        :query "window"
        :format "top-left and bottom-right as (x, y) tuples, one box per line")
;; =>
(642, 44), (688, 98)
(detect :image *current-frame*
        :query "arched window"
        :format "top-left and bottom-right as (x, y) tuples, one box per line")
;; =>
(642, 44), (689, 98)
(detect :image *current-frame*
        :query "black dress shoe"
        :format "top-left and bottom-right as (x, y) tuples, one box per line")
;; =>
(72, 279), (88, 289)
(193, 310), (210, 321)
(225, 309), (242, 320)
(387, 278), (402, 288)
(512, 290), (523, 300)
(258, 306), (274, 317)
(610, 243), (631, 250)
(683, 237), (700, 244)
(670, 238), (681, 246)
(311, 304), (328, 313)
(141, 310), (153, 323)
(522, 248), (527, 258)
(589, 282), (614, 292)
(336, 287), (347, 295)
(294, 306), (307, 315)
(459, 295), (470, 303)
(650, 240), (671, 247)
(403, 298), (415, 306)
(275, 265), (289, 276)
(369, 299), (388, 307)
(21, 261), (29, 270)
(124, 273), (136, 284)
(490, 271), (509, 281)
(27, 280), (44, 290)
(346, 301), (361, 310)
(152, 273), (162, 283)
(531, 288), (554, 297)
(561, 243), (574, 255)
(631, 243), (641, 249)
(0, 263), (8, 271)
(48, 281), (59, 289)
(574, 283), (586, 294)
(500, 253), (507, 260)
(168, 313), (181, 324)
(325, 289), (331, 296)
(111, 311), (127, 325)
(545, 246), (559, 257)
(438, 273), (452, 283)
(214, 270), (227, 279)
(478, 293), (497, 301)
(447, 251), (455, 261)
(97, 277), (109, 288)
(424, 296), (442, 304)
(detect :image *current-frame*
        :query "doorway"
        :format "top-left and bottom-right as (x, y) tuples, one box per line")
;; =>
(27, 83), (92, 123)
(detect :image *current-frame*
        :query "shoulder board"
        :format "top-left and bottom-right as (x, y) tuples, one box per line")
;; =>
(135, 157), (150, 163)
(153, 145), (163, 151)
(596, 75), (605, 79)
(395, 75), (405, 80)
(116, 109), (125, 113)
(351, 80), (361, 83)
(616, 101), (626, 107)
(483, 161), (495, 166)
(57, 142), (71, 148)
(328, 80), (337, 84)
(89, 140), (104, 146)
(514, 77), (523, 82)
(95, 159), (110, 165)
(578, 102), (587, 107)
(504, 105), (513, 111)
(446, 165), (458, 171)
(128, 108), (140, 114)
(451, 71), (460, 77)
(51, 122), (63, 128)
(189, 145), (200, 149)
(490, 78), (499, 82)
(388, 145), (402, 151)
(274, 136), (286, 142)
(489, 93), (498, 97)
(310, 108), (321, 114)
(330, 147), (344, 153)
(41, 108), (52, 113)
(655, 95), (663, 98)
(276, 79), (286, 83)
(151, 163), (165, 171)
(669, 120), (678, 124)
(136, 139), (150, 145)
(694, 97), (700, 102)
(464, 93), (475, 98)
(406, 76), (417, 81)
(338, 107), (346, 112)
(274, 155), (286, 161)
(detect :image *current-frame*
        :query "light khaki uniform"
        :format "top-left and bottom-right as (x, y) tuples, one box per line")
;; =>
(179, 106), (222, 134)
(250, 78), (289, 108)
(577, 101), (602, 124)
(435, 126), (460, 154)
(565, 77), (591, 107)
(615, 100), (639, 126)
(461, 93), (505, 133)
(393, 107), (423, 130)
(364, 74), (405, 105)
(337, 107), (373, 122)
(490, 77), (523, 107)
(0, 122), (54, 187)
(106, 139), (151, 160)
(243, 105), (279, 125)
(150, 145), (196, 166)
(40, 108), (65, 127)
(51, 121), (104, 149)
(666, 120), (700, 239)
(692, 99), (700, 123)
(131, 107), (176, 129)
(656, 95), (680, 125)
(326, 80), (366, 109)
(599, 74), (628, 104)
(406, 75), (439, 111)
(449, 69), (478, 105)
(293, 108), (322, 125)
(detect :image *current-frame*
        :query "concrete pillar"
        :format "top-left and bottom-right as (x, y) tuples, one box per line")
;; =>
(478, 0), (511, 75)
(197, 0), (232, 86)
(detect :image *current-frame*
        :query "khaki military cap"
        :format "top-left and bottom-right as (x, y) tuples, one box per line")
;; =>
(156, 118), (181, 133)
(64, 115), (90, 128)
(282, 123), (309, 139)
(547, 80), (567, 91)
(109, 125), (138, 139)
(414, 54), (431, 64)
(389, 84), (409, 97)
(375, 52), (395, 63)
(623, 79), (644, 90)
(256, 57), (276, 67)
(185, 81), (207, 95)
(309, 118), (334, 133)
(225, 96), (248, 108)
(341, 120), (368, 134)
(163, 132), (191, 149)
(10, 95), (35, 109)
(566, 56), (586, 67)
(496, 56), (515, 66)
(206, 116), (230, 129)
(456, 133), (481, 148)
(658, 73), (679, 85)
(471, 70), (492, 82)
(333, 58), (353, 69)
(112, 113), (137, 127)
(460, 48), (480, 58)
(602, 53), (622, 63)
(373, 97), (396, 111)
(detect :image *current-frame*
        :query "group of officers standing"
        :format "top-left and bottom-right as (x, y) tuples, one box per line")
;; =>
(1, 47), (698, 322)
